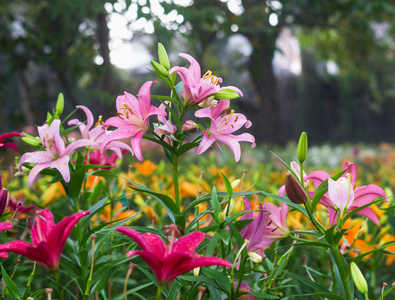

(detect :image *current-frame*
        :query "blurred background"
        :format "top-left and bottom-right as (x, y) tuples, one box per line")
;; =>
(1, 0), (395, 146)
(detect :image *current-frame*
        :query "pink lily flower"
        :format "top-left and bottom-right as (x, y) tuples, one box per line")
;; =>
(195, 100), (256, 162)
(0, 131), (23, 151)
(0, 222), (13, 258)
(262, 202), (290, 246)
(154, 104), (177, 146)
(101, 81), (167, 161)
(170, 53), (243, 105)
(68, 105), (133, 159)
(0, 209), (90, 270)
(116, 226), (232, 285)
(306, 161), (387, 226)
(19, 119), (94, 189)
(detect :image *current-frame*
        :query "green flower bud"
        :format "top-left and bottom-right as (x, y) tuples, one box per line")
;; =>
(218, 211), (226, 223)
(231, 179), (241, 190)
(55, 93), (64, 116)
(350, 262), (368, 294)
(21, 132), (41, 147)
(297, 131), (308, 164)
(151, 60), (169, 77)
(285, 172), (308, 204)
(214, 88), (241, 100)
(158, 43), (170, 70)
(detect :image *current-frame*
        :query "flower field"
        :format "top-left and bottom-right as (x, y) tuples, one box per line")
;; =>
(0, 45), (394, 300)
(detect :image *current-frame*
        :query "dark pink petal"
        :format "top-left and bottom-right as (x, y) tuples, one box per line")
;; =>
(0, 132), (23, 142)
(142, 233), (166, 257)
(116, 227), (152, 252)
(0, 222), (13, 233)
(2, 142), (19, 152)
(165, 256), (232, 283)
(31, 209), (55, 246)
(131, 250), (165, 283)
(172, 231), (205, 254)
(0, 240), (51, 267)
(46, 211), (90, 268)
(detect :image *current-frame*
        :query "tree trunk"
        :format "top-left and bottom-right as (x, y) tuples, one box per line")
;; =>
(97, 12), (116, 94)
(243, 38), (287, 146)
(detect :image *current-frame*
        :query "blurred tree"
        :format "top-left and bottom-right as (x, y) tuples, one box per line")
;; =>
(141, 0), (395, 144)
(0, 0), (117, 130)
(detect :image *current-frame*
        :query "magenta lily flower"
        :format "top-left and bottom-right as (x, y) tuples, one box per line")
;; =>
(170, 53), (243, 105)
(0, 209), (90, 270)
(68, 105), (133, 159)
(233, 281), (258, 300)
(239, 197), (269, 258)
(195, 100), (255, 162)
(0, 176), (8, 218)
(101, 81), (167, 161)
(306, 161), (387, 226)
(0, 222), (13, 258)
(19, 119), (94, 189)
(0, 131), (23, 151)
(116, 226), (232, 285)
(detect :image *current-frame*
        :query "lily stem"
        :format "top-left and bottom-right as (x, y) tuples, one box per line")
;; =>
(331, 246), (352, 300)
(172, 155), (181, 217)
(156, 285), (163, 300)
(54, 270), (64, 300)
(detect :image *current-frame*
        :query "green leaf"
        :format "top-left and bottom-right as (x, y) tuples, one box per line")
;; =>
(176, 141), (200, 157)
(244, 292), (279, 299)
(210, 187), (221, 224)
(217, 228), (231, 245)
(206, 231), (219, 256)
(1, 265), (21, 300)
(283, 270), (333, 294)
(201, 268), (231, 294)
(293, 293), (346, 299)
(67, 166), (87, 200)
(220, 172), (233, 198)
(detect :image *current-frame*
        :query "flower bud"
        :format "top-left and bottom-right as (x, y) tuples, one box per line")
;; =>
(224, 198), (235, 217)
(21, 133), (41, 147)
(231, 179), (241, 190)
(214, 88), (241, 100)
(218, 212), (226, 223)
(350, 262), (368, 294)
(248, 252), (262, 263)
(297, 131), (308, 164)
(0, 186), (8, 218)
(55, 93), (64, 116)
(182, 120), (198, 133)
(285, 172), (308, 204)
(151, 60), (169, 77)
(193, 266), (200, 276)
(158, 43), (170, 70)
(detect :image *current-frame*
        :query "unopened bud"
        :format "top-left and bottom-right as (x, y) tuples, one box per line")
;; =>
(158, 43), (170, 70)
(350, 262), (368, 294)
(193, 266), (200, 276)
(248, 252), (262, 263)
(297, 131), (308, 164)
(55, 93), (64, 116)
(21, 133), (41, 147)
(214, 88), (242, 100)
(151, 60), (169, 77)
(182, 120), (198, 133)
(0, 187), (8, 218)
(218, 212), (226, 223)
(224, 198), (235, 217)
(231, 179), (241, 190)
(285, 172), (308, 204)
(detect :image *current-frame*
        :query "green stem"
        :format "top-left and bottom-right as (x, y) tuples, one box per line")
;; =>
(54, 270), (64, 300)
(172, 155), (181, 213)
(22, 262), (36, 299)
(156, 285), (163, 300)
(331, 246), (352, 300)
